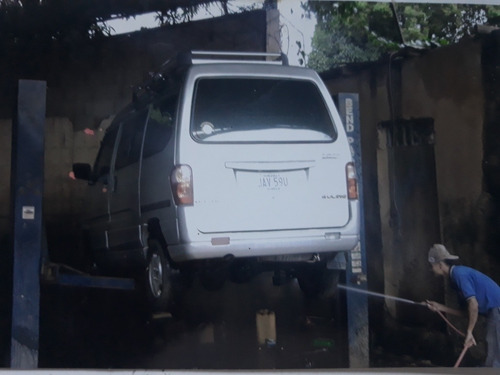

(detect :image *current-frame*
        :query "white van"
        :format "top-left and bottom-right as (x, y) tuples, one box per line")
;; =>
(73, 51), (359, 311)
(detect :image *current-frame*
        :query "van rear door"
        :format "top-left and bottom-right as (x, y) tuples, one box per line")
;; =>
(190, 145), (350, 233)
(183, 76), (352, 234)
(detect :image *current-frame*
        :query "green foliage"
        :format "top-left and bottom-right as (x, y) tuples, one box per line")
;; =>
(487, 6), (500, 24)
(306, 1), (500, 72)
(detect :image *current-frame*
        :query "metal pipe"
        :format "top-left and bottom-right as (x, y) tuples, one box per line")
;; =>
(337, 284), (418, 305)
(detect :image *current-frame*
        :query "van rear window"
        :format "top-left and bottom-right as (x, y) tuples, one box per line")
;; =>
(191, 78), (337, 143)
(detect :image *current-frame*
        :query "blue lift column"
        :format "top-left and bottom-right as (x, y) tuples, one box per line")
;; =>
(338, 93), (369, 367)
(10, 80), (46, 368)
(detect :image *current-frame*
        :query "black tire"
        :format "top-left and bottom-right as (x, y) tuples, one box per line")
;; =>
(145, 238), (172, 312)
(297, 265), (340, 299)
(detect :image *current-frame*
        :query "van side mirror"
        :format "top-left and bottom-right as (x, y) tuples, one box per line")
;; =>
(72, 163), (92, 181)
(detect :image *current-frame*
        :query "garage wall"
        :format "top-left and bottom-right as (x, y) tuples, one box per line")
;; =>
(322, 33), (500, 327)
(0, 9), (278, 264)
(402, 40), (488, 270)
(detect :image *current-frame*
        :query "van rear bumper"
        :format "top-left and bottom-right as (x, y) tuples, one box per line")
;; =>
(168, 233), (359, 262)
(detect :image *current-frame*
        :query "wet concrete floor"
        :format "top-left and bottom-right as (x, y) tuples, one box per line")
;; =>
(38, 271), (348, 369)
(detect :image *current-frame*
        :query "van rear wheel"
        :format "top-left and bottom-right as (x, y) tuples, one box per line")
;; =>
(145, 238), (172, 312)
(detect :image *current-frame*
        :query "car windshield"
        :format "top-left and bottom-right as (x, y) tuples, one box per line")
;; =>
(191, 77), (337, 143)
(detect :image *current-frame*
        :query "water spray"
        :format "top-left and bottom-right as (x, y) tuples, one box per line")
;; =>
(337, 284), (419, 305)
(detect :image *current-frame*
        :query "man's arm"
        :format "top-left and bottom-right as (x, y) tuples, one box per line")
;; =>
(425, 300), (464, 316)
(425, 298), (478, 348)
(464, 297), (478, 347)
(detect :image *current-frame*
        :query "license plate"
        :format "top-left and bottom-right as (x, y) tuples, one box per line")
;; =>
(258, 173), (289, 190)
(237, 171), (304, 192)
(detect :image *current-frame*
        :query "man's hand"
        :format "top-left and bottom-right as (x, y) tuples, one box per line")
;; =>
(464, 331), (477, 348)
(422, 300), (464, 317)
(424, 300), (442, 312)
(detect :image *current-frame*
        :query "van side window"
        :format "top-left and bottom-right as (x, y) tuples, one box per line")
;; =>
(143, 96), (177, 158)
(93, 126), (119, 182)
(115, 110), (148, 170)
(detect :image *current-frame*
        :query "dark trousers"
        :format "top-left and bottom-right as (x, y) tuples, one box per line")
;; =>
(486, 306), (500, 367)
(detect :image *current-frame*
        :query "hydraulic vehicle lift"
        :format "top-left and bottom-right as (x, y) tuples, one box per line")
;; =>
(9, 80), (369, 368)
(338, 93), (369, 368)
(10, 80), (135, 369)
(10, 80), (46, 369)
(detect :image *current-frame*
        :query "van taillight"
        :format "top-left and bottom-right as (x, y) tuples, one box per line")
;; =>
(171, 165), (193, 205)
(346, 162), (358, 200)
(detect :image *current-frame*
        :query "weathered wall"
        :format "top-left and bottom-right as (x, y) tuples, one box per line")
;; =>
(323, 33), (500, 331)
(0, 10), (276, 130)
(0, 9), (278, 264)
(50, 11), (275, 132)
(479, 30), (500, 267)
(402, 40), (489, 271)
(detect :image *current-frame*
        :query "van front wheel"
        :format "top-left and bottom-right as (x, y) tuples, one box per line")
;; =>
(145, 238), (172, 312)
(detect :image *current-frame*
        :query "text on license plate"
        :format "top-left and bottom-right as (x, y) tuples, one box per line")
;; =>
(258, 173), (290, 190)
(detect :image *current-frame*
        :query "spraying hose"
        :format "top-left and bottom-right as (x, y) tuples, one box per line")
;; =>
(454, 343), (472, 368)
(338, 284), (418, 305)
(337, 284), (470, 367)
(433, 309), (474, 368)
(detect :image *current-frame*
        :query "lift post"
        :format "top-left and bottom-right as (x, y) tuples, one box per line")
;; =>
(338, 93), (369, 368)
(9, 80), (135, 370)
(10, 80), (47, 369)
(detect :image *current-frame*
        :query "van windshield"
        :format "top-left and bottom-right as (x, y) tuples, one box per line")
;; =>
(191, 78), (337, 143)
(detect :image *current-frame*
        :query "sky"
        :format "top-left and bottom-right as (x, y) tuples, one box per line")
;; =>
(102, 0), (316, 66)
(279, 0), (316, 65)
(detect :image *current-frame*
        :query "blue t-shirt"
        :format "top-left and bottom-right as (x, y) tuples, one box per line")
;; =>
(450, 265), (500, 315)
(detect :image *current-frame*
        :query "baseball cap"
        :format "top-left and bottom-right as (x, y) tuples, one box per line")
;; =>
(428, 244), (459, 263)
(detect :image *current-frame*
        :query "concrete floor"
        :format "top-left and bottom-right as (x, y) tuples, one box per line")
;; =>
(38, 272), (348, 369)
(1, 263), (476, 370)
(1, 263), (474, 369)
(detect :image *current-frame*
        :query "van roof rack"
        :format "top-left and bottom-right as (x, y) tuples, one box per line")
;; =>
(183, 50), (289, 66)
(132, 50), (289, 103)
